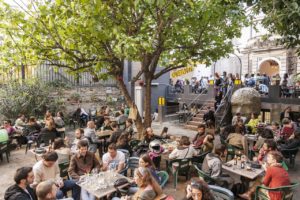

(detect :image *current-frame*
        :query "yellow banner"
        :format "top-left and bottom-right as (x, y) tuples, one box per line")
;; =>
(171, 66), (194, 78)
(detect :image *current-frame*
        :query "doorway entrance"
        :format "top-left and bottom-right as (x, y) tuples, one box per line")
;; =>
(259, 59), (280, 76)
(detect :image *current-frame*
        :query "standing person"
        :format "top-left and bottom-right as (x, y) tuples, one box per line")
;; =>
(68, 140), (101, 200)
(4, 167), (37, 200)
(192, 125), (206, 149)
(214, 90), (223, 110)
(32, 152), (80, 200)
(102, 143), (126, 173)
(280, 106), (294, 122)
(214, 72), (222, 95)
(203, 107), (215, 128)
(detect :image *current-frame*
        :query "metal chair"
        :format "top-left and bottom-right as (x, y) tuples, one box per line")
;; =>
(209, 185), (234, 200)
(255, 182), (299, 200)
(191, 151), (209, 166)
(157, 171), (169, 188)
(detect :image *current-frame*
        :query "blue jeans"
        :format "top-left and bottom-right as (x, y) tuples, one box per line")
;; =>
(56, 180), (80, 200)
(81, 188), (95, 200)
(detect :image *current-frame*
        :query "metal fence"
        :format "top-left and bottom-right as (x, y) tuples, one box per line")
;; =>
(0, 62), (117, 87)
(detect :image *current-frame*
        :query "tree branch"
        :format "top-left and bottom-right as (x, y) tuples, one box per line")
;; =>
(153, 64), (185, 79)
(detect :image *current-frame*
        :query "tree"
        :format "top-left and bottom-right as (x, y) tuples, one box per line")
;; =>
(0, 0), (247, 137)
(253, 0), (300, 53)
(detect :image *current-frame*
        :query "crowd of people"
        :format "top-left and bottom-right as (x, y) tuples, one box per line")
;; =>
(1, 98), (299, 200)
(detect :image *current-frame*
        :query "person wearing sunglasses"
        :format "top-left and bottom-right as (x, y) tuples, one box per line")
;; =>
(183, 178), (214, 200)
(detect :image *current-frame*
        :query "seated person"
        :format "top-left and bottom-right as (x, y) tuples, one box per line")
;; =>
(252, 128), (274, 151)
(246, 113), (260, 134)
(226, 127), (246, 149)
(69, 128), (85, 153)
(36, 180), (57, 200)
(101, 117), (113, 131)
(15, 114), (26, 127)
(108, 122), (122, 144)
(124, 119), (134, 139)
(240, 151), (290, 200)
(2, 120), (16, 137)
(112, 167), (164, 200)
(33, 152), (80, 200)
(68, 140), (101, 200)
(202, 144), (234, 189)
(234, 119), (246, 135)
(52, 138), (71, 164)
(117, 109), (128, 130)
(116, 133), (132, 155)
(232, 112), (246, 126)
(4, 167), (37, 200)
(139, 154), (160, 184)
(192, 124), (206, 149)
(256, 139), (277, 164)
(169, 136), (198, 160)
(27, 117), (42, 133)
(102, 143), (125, 173)
(0, 129), (9, 143)
(270, 121), (280, 141)
(143, 127), (156, 145)
(203, 107), (215, 128)
(39, 120), (57, 142)
(202, 134), (214, 153)
(84, 121), (101, 154)
(280, 118), (294, 141)
(279, 128), (300, 157)
(183, 178), (214, 200)
(160, 127), (170, 139)
(258, 81), (269, 94)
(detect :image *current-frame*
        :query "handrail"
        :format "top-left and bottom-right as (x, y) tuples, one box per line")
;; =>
(184, 88), (210, 123)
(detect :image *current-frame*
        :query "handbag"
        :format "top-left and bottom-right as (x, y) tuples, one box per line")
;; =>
(113, 178), (130, 197)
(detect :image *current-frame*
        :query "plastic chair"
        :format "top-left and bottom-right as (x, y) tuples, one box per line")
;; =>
(0, 141), (10, 162)
(225, 143), (243, 162)
(167, 158), (191, 189)
(280, 148), (299, 168)
(157, 171), (169, 188)
(255, 182), (299, 200)
(191, 151), (209, 165)
(209, 185), (234, 200)
(129, 139), (141, 150)
(193, 164), (215, 184)
(59, 161), (70, 179)
(127, 157), (139, 177)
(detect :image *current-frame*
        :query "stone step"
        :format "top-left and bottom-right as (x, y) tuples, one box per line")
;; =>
(184, 124), (198, 131)
(192, 117), (202, 121)
(196, 113), (204, 118)
(187, 121), (204, 126)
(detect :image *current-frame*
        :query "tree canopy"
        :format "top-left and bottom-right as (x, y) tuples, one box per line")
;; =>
(0, 0), (247, 132)
(253, 0), (300, 53)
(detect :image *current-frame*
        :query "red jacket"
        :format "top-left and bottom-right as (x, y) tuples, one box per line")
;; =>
(262, 165), (290, 200)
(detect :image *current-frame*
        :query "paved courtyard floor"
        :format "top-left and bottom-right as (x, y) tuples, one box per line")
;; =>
(0, 122), (299, 200)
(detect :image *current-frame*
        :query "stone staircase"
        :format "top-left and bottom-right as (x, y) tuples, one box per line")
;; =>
(184, 100), (215, 131)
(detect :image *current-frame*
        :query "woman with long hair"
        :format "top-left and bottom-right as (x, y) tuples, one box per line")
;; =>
(183, 178), (214, 200)
(116, 133), (132, 155)
(139, 154), (160, 183)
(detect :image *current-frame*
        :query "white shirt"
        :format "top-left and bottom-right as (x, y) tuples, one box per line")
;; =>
(102, 151), (125, 170)
(32, 160), (60, 187)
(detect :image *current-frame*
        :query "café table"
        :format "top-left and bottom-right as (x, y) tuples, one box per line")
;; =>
(29, 146), (49, 161)
(77, 171), (133, 199)
(222, 160), (264, 180)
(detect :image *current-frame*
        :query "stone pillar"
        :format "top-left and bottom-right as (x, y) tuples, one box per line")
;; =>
(135, 85), (143, 117)
(158, 105), (165, 123)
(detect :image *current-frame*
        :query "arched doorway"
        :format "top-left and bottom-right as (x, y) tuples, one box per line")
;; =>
(259, 59), (280, 76)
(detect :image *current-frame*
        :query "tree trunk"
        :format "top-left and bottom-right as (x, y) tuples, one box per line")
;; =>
(115, 76), (144, 139)
(143, 75), (152, 128)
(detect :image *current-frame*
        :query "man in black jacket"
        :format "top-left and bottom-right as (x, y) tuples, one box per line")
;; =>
(5, 167), (37, 200)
